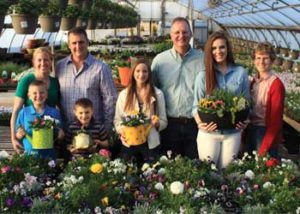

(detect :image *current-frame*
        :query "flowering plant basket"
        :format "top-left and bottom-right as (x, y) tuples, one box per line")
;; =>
(27, 116), (59, 149)
(198, 89), (249, 129)
(121, 112), (151, 146)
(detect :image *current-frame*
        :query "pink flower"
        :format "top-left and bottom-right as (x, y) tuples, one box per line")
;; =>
(1, 166), (10, 174)
(99, 149), (111, 158)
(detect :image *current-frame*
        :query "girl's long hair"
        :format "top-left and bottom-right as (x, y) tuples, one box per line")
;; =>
(204, 31), (235, 95)
(124, 59), (157, 113)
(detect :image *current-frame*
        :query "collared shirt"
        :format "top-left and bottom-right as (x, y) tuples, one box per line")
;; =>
(65, 117), (108, 144)
(192, 64), (250, 132)
(151, 46), (204, 118)
(250, 72), (277, 126)
(56, 53), (118, 131)
(15, 105), (62, 154)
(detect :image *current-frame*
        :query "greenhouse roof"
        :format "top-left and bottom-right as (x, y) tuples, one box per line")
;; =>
(178, 0), (300, 49)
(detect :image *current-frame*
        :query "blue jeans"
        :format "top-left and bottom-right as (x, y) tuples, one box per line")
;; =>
(247, 125), (278, 158)
(161, 118), (198, 159)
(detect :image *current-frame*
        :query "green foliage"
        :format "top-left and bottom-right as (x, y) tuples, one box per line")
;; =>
(153, 41), (173, 53)
(285, 92), (300, 122)
(0, 62), (29, 77)
(41, 0), (62, 16)
(9, 0), (44, 16)
(62, 4), (80, 18)
(0, 0), (10, 15)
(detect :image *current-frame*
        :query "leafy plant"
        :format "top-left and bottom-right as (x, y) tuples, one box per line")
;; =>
(0, 62), (30, 77)
(9, 0), (45, 16)
(198, 89), (249, 124)
(153, 41), (173, 53)
(121, 112), (149, 127)
(41, 0), (62, 17)
(0, 0), (10, 15)
(62, 4), (80, 18)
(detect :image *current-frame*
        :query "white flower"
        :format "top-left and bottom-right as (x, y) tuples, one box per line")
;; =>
(43, 115), (54, 121)
(211, 164), (217, 171)
(167, 150), (172, 158)
(296, 206), (300, 214)
(158, 168), (166, 175)
(94, 206), (102, 214)
(141, 163), (150, 171)
(0, 150), (9, 159)
(48, 160), (56, 168)
(245, 170), (255, 180)
(263, 181), (273, 189)
(170, 181), (184, 194)
(159, 155), (168, 163)
(154, 182), (164, 191)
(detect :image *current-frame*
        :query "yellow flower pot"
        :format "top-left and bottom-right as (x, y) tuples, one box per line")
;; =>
(123, 124), (151, 146)
(27, 128), (54, 149)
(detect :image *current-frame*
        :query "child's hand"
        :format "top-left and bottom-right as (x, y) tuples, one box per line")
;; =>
(151, 115), (160, 129)
(57, 129), (65, 140)
(94, 139), (109, 148)
(12, 138), (24, 154)
(16, 127), (26, 140)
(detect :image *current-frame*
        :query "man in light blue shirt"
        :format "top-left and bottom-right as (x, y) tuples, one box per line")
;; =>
(151, 17), (205, 159)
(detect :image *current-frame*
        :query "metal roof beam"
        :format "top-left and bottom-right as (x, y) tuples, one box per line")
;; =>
(224, 24), (300, 32)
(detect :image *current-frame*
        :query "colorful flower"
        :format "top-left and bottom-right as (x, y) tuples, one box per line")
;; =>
(265, 158), (279, 168)
(90, 163), (103, 174)
(99, 149), (111, 158)
(101, 196), (109, 206)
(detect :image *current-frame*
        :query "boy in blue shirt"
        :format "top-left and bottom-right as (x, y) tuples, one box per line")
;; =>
(15, 80), (64, 159)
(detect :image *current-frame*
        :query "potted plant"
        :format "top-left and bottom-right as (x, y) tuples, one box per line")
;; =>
(289, 49), (299, 60)
(293, 62), (300, 73)
(114, 56), (131, 86)
(197, 89), (250, 129)
(76, 8), (89, 29)
(86, 6), (99, 30)
(0, 0), (11, 32)
(281, 59), (294, 71)
(60, 4), (80, 31)
(39, 0), (62, 32)
(9, 0), (44, 34)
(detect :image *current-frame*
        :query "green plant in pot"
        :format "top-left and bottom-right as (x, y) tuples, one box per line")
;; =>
(76, 8), (89, 28)
(9, 0), (44, 34)
(39, 0), (62, 32)
(87, 6), (99, 29)
(60, 4), (81, 31)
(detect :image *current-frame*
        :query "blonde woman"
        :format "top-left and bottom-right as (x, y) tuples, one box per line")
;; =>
(10, 47), (60, 154)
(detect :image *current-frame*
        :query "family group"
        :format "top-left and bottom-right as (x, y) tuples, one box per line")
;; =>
(10, 17), (284, 169)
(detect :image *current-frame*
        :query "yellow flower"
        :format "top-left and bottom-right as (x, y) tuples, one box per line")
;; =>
(101, 196), (109, 206)
(90, 163), (103, 174)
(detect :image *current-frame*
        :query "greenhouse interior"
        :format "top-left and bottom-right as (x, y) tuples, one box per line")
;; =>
(0, 0), (300, 213)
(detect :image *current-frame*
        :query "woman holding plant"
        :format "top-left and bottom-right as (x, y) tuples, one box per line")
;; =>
(247, 42), (285, 157)
(10, 47), (60, 154)
(192, 31), (250, 169)
(114, 59), (167, 164)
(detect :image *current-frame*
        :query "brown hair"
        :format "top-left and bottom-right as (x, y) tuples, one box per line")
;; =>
(29, 80), (47, 90)
(68, 27), (89, 42)
(204, 31), (235, 95)
(252, 42), (276, 62)
(124, 59), (157, 113)
(171, 17), (192, 33)
(74, 98), (93, 109)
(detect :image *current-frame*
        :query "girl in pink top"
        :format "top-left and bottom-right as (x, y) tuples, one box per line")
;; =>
(248, 42), (285, 157)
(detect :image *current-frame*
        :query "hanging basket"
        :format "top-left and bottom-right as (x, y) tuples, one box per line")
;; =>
(76, 18), (87, 29)
(39, 16), (61, 32)
(60, 17), (76, 31)
(11, 14), (38, 34)
(87, 19), (97, 30)
(118, 66), (132, 86)
(289, 50), (299, 60)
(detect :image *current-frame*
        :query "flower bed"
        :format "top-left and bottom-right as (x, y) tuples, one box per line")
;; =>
(1, 150), (300, 213)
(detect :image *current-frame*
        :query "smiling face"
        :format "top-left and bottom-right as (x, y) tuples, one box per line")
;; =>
(212, 38), (228, 64)
(133, 63), (149, 86)
(28, 85), (48, 106)
(170, 20), (192, 52)
(33, 52), (51, 77)
(74, 106), (93, 127)
(254, 52), (272, 74)
(68, 33), (89, 60)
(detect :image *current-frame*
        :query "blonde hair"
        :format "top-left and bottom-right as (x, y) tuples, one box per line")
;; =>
(32, 47), (53, 62)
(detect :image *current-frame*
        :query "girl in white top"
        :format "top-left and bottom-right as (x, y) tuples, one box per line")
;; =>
(114, 59), (167, 163)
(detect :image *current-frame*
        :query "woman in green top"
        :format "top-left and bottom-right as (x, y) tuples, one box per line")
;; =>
(10, 47), (60, 154)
